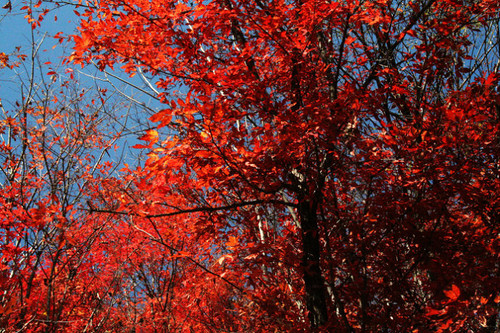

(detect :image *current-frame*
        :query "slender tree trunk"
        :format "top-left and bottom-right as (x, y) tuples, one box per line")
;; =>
(298, 199), (328, 328)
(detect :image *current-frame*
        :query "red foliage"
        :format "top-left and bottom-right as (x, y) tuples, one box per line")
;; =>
(2, 0), (500, 331)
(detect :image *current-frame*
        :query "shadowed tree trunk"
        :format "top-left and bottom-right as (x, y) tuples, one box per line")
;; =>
(298, 199), (328, 328)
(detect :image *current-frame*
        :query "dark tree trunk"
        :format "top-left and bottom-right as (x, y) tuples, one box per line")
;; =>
(298, 199), (328, 328)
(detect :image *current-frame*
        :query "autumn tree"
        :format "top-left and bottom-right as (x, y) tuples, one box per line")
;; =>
(8, 0), (500, 331)
(0, 26), (154, 330)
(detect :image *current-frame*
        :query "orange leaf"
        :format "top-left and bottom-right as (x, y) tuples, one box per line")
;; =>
(426, 308), (444, 316)
(345, 36), (356, 45)
(226, 236), (238, 248)
(136, 129), (158, 147)
(444, 284), (460, 301)
(150, 110), (172, 128)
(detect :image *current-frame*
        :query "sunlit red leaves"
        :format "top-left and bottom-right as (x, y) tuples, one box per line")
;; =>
(0, 52), (10, 68)
(13, 0), (500, 331)
(149, 109), (172, 128)
(133, 129), (159, 149)
(444, 284), (461, 302)
(0, 50), (137, 330)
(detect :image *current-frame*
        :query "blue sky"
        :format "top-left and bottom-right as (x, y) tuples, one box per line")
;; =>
(0, 2), (79, 57)
(0, 2), (163, 104)
(0, 4), (166, 171)
(0, 4), (79, 105)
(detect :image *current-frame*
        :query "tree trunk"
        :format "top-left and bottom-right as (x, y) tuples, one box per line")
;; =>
(298, 199), (328, 328)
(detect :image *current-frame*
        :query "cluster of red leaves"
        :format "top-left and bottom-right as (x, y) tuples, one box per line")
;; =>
(2, 0), (499, 331)
(0, 71), (132, 331)
(69, 0), (499, 331)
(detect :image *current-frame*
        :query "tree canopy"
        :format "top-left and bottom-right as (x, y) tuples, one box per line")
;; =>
(1, 0), (499, 331)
